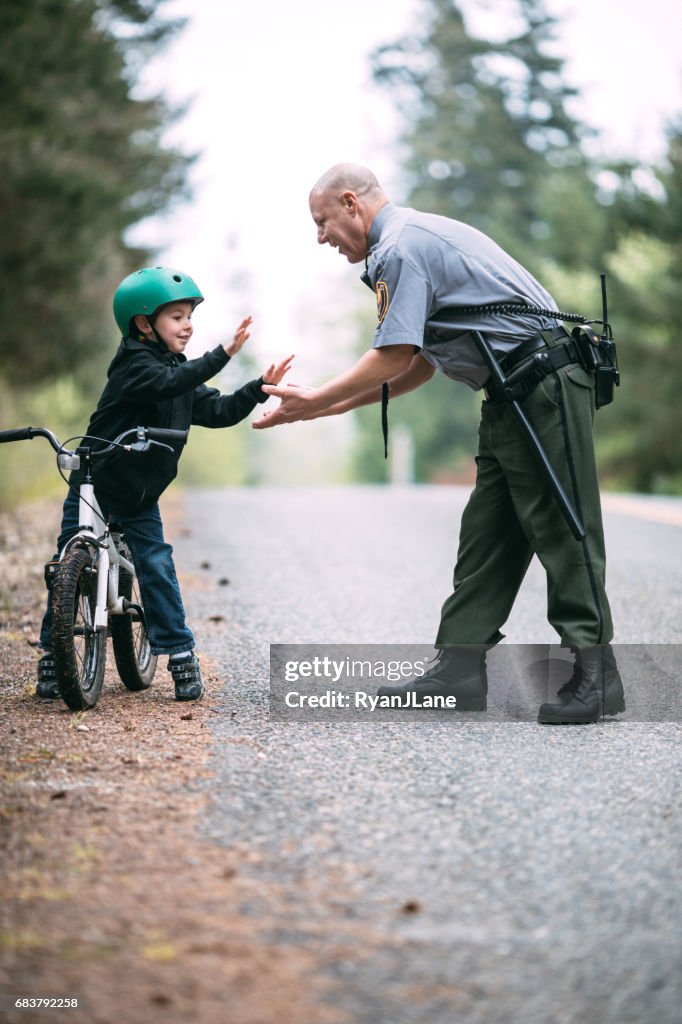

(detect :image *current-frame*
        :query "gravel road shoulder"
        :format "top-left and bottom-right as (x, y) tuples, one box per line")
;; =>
(0, 496), (340, 1024)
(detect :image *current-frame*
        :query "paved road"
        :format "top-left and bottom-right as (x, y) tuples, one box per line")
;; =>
(178, 486), (682, 1024)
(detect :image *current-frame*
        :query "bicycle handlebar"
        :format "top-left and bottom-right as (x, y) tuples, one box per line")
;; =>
(0, 425), (189, 455)
(0, 427), (36, 444)
(144, 427), (189, 443)
(0, 426), (64, 451)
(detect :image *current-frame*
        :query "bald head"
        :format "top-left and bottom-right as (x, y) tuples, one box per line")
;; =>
(309, 164), (389, 264)
(310, 163), (386, 204)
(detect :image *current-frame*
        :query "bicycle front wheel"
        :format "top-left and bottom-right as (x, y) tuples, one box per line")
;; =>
(52, 545), (106, 710)
(111, 551), (157, 691)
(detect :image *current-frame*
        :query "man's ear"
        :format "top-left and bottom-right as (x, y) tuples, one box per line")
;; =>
(133, 314), (153, 337)
(340, 190), (358, 214)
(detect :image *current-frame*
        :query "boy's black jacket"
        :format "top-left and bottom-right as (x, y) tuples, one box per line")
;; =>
(80, 336), (268, 512)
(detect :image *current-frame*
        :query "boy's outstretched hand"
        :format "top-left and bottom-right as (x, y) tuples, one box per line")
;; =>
(225, 316), (253, 357)
(262, 354), (295, 386)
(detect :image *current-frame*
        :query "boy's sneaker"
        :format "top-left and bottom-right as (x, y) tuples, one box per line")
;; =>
(168, 653), (204, 702)
(36, 653), (60, 699)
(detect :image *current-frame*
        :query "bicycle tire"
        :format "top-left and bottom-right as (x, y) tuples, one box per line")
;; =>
(52, 545), (106, 710)
(111, 545), (157, 691)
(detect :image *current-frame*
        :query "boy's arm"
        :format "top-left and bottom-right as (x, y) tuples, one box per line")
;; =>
(190, 378), (268, 428)
(121, 345), (232, 401)
(190, 355), (293, 428)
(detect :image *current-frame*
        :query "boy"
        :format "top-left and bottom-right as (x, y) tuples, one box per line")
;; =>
(36, 266), (293, 702)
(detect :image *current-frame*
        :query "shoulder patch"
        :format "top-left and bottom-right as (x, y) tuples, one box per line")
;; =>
(376, 280), (389, 324)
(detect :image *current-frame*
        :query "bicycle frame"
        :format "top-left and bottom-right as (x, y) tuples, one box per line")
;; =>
(0, 422), (187, 709)
(61, 481), (135, 630)
(0, 422), (188, 633)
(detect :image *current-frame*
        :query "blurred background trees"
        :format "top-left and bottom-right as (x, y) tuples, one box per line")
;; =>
(1, 0), (680, 500)
(0, 0), (193, 502)
(353, 0), (681, 491)
(0, 0), (191, 386)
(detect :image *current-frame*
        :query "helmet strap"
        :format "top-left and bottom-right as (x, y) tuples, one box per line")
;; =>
(150, 319), (166, 346)
(131, 310), (177, 350)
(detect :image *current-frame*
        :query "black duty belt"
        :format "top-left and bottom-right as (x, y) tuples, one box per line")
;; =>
(485, 329), (580, 403)
(499, 325), (569, 373)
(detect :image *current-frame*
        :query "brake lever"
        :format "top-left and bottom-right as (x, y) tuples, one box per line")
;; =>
(124, 439), (174, 454)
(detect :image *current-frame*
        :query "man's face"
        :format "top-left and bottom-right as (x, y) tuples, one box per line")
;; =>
(310, 190), (369, 265)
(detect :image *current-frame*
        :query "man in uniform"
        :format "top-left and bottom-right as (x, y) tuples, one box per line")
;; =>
(254, 163), (624, 725)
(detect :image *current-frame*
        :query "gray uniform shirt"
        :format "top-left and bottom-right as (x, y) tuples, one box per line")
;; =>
(365, 203), (561, 389)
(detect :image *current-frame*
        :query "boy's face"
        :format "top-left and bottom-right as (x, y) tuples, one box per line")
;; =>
(136, 301), (195, 354)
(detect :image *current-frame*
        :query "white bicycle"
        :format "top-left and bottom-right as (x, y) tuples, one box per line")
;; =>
(0, 424), (188, 710)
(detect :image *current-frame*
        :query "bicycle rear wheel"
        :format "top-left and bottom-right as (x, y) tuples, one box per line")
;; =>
(111, 546), (157, 690)
(52, 545), (106, 710)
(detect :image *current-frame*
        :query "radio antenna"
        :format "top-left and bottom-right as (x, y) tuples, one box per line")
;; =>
(600, 273), (608, 339)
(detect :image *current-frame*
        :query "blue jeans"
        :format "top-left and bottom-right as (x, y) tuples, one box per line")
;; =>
(39, 488), (195, 656)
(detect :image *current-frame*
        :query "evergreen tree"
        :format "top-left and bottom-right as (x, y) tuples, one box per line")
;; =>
(0, 0), (192, 386)
(371, 0), (595, 266)
(596, 122), (682, 491)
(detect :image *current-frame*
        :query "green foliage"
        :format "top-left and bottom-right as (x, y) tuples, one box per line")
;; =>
(371, 0), (594, 265)
(0, 0), (192, 387)
(357, 0), (682, 492)
(0, 375), (93, 509)
(584, 122), (682, 491)
(354, 373), (481, 483)
(0, 0), (201, 505)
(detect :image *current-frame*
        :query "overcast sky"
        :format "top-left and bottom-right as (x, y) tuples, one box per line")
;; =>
(135, 0), (681, 365)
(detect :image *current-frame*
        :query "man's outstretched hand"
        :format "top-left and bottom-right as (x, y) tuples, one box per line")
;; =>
(252, 383), (319, 429)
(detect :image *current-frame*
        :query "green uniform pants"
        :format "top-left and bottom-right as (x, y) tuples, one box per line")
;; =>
(436, 356), (613, 648)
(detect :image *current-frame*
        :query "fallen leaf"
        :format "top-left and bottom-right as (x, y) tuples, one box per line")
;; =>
(141, 941), (178, 963)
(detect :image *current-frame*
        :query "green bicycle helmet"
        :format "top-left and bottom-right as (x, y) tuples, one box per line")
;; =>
(113, 266), (204, 336)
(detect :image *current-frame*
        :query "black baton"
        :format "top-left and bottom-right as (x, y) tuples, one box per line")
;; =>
(429, 324), (586, 541)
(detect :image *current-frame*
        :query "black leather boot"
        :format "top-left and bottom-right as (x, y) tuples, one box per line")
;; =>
(376, 647), (487, 711)
(601, 645), (626, 716)
(538, 645), (624, 724)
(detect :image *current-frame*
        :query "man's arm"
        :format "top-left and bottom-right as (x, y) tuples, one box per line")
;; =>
(314, 353), (435, 418)
(253, 345), (415, 429)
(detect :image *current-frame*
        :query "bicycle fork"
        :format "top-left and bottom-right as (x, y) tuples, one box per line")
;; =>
(66, 481), (135, 628)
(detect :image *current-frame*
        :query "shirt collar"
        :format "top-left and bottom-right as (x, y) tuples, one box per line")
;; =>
(367, 201), (395, 251)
